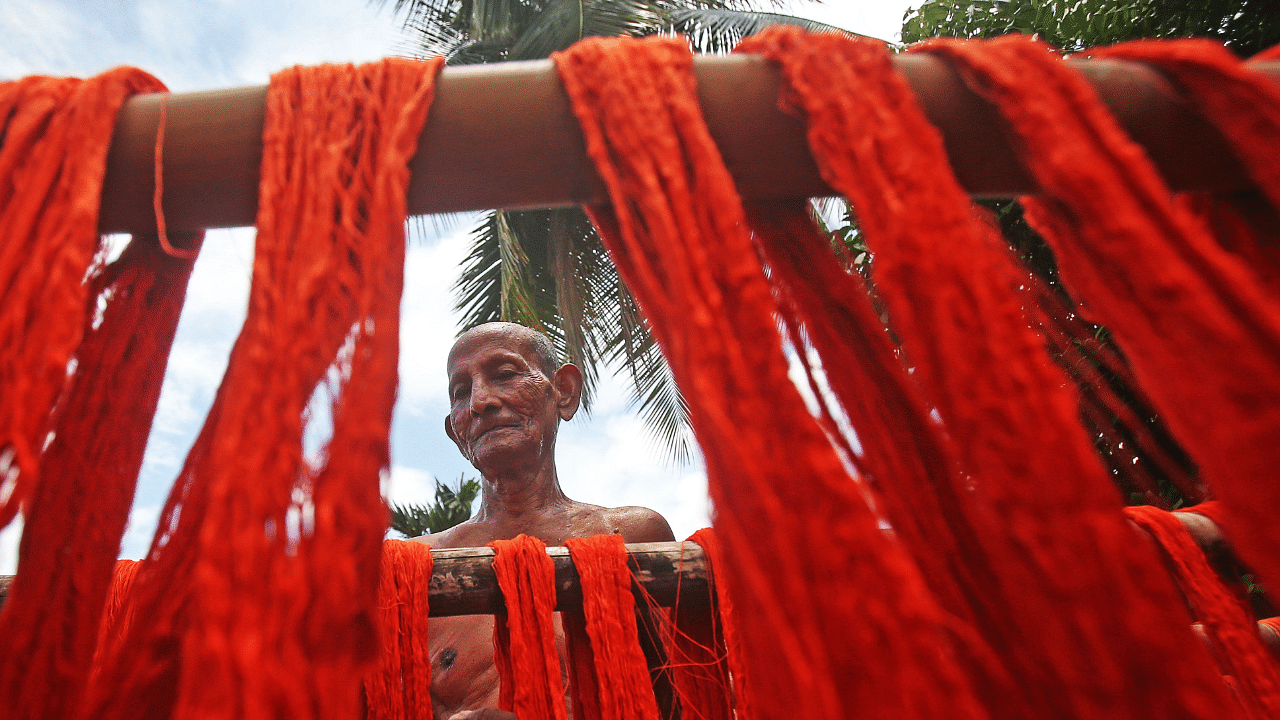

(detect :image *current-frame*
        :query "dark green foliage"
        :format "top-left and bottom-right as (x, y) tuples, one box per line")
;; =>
(389, 476), (482, 537)
(901, 0), (1280, 56)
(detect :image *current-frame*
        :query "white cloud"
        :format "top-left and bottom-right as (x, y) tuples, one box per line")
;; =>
(385, 465), (440, 508)
(119, 504), (162, 561)
(0, 0), (409, 91)
(558, 368), (712, 540)
(397, 221), (476, 413)
(0, 514), (22, 575)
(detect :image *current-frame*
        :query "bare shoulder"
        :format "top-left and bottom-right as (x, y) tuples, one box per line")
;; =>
(408, 519), (488, 550)
(603, 505), (676, 543)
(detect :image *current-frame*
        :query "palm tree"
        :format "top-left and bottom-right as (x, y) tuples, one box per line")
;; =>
(389, 476), (481, 537)
(380, 0), (863, 460)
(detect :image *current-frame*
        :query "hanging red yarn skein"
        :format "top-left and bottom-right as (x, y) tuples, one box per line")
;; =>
(554, 34), (988, 720)
(365, 540), (435, 720)
(490, 534), (569, 720)
(922, 36), (1280, 601)
(85, 57), (442, 720)
(0, 67), (197, 720)
(562, 533), (661, 720)
(1126, 505), (1280, 719)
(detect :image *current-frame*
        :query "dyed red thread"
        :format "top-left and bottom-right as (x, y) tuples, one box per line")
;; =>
(554, 35), (986, 720)
(563, 533), (661, 720)
(83, 57), (442, 720)
(924, 36), (1280, 611)
(0, 68), (191, 720)
(490, 534), (569, 720)
(365, 540), (434, 720)
(1126, 504), (1280, 718)
(152, 94), (198, 261)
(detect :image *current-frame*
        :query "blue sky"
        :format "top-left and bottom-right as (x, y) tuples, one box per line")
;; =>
(0, 0), (910, 572)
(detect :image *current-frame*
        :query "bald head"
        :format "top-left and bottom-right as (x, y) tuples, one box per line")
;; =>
(448, 322), (558, 378)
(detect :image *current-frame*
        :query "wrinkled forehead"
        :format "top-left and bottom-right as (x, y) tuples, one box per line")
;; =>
(447, 326), (541, 376)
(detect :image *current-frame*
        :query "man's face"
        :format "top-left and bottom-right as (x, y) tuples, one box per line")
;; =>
(445, 327), (562, 471)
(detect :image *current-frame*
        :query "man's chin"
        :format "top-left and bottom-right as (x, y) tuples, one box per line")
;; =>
(465, 433), (541, 471)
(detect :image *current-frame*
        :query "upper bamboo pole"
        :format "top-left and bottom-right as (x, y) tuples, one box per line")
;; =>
(96, 54), (1280, 235)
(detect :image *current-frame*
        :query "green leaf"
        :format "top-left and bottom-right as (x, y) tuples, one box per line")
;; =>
(389, 475), (482, 537)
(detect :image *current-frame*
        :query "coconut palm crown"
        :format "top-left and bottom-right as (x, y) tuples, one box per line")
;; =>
(382, 0), (866, 460)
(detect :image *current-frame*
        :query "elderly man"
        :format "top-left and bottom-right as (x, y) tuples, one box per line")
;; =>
(411, 322), (675, 720)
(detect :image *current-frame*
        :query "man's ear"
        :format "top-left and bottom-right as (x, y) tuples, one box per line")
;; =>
(553, 363), (583, 421)
(444, 415), (461, 449)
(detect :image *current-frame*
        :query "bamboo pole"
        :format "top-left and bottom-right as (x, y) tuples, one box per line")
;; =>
(97, 55), (1280, 235)
(0, 541), (710, 617)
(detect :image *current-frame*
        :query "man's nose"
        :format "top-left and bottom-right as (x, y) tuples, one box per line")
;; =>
(469, 378), (501, 414)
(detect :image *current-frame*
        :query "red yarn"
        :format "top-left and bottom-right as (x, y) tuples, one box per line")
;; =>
(1088, 41), (1280, 223)
(1083, 39), (1280, 552)
(922, 37), (1280, 602)
(562, 533), (660, 720)
(96, 560), (142, 661)
(0, 231), (202, 720)
(0, 68), (165, 529)
(554, 35), (987, 720)
(744, 205), (1027, 718)
(738, 28), (1229, 718)
(1099, 39), (1280, 298)
(564, 608), (602, 720)
(364, 540), (434, 720)
(0, 67), (193, 720)
(150, 95), (199, 262)
(489, 534), (569, 720)
(1126, 505), (1280, 718)
(667, 529), (742, 720)
(84, 58), (442, 720)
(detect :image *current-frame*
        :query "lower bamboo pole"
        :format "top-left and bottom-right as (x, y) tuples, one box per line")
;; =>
(0, 540), (710, 617)
(96, 55), (1280, 235)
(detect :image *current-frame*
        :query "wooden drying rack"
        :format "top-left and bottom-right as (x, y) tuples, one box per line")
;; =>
(0, 541), (709, 616)
(6, 50), (1271, 615)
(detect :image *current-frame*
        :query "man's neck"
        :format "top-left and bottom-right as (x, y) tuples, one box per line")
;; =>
(472, 458), (571, 525)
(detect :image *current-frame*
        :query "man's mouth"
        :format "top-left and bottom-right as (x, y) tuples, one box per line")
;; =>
(475, 423), (520, 439)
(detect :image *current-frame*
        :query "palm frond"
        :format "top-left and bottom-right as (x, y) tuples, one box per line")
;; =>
(654, 0), (768, 11)
(664, 8), (871, 53)
(399, 9), (469, 57)
(544, 209), (601, 408)
(496, 210), (559, 338)
(467, 0), (521, 43)
(454, 210), (504, 328)
(507, 0), (591, 60)
(508, 0), (662, 60)
(376, 0), (459, 26)
(607, 323), (693, 463)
